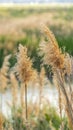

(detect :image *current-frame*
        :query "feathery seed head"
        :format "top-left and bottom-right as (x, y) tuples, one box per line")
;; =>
(39, 27), (65, 70)
(64, 53), (73, 76)
(0, 55), (11, 76)
(16, 44), (37, 84)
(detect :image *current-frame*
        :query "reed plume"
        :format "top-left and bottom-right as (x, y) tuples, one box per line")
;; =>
(15, 44), (37, 120)
(0, 55), (11, 92)
(39, 27), (65, 70)
(39, 27), (73, 129)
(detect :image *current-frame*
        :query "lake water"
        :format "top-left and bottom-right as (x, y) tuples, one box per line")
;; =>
(0, 85), (58, 117)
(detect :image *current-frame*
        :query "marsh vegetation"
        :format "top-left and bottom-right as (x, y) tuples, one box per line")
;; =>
(0, 5), (73, 130)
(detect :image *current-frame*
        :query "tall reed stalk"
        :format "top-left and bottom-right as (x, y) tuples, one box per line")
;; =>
(15, 44), (37, 120)
(39, 26), (73, 129)
(25, 83), (28, 119)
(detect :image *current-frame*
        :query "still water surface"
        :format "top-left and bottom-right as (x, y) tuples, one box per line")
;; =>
(0, 85), (58, 117)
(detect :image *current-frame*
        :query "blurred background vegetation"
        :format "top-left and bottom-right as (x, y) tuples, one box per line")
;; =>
(0, 5), (73, 71)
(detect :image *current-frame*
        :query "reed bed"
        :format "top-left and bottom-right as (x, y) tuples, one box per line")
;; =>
(0, 27), (73, 130)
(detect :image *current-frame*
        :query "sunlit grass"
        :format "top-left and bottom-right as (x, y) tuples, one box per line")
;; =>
(0, 28), (73, 129)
